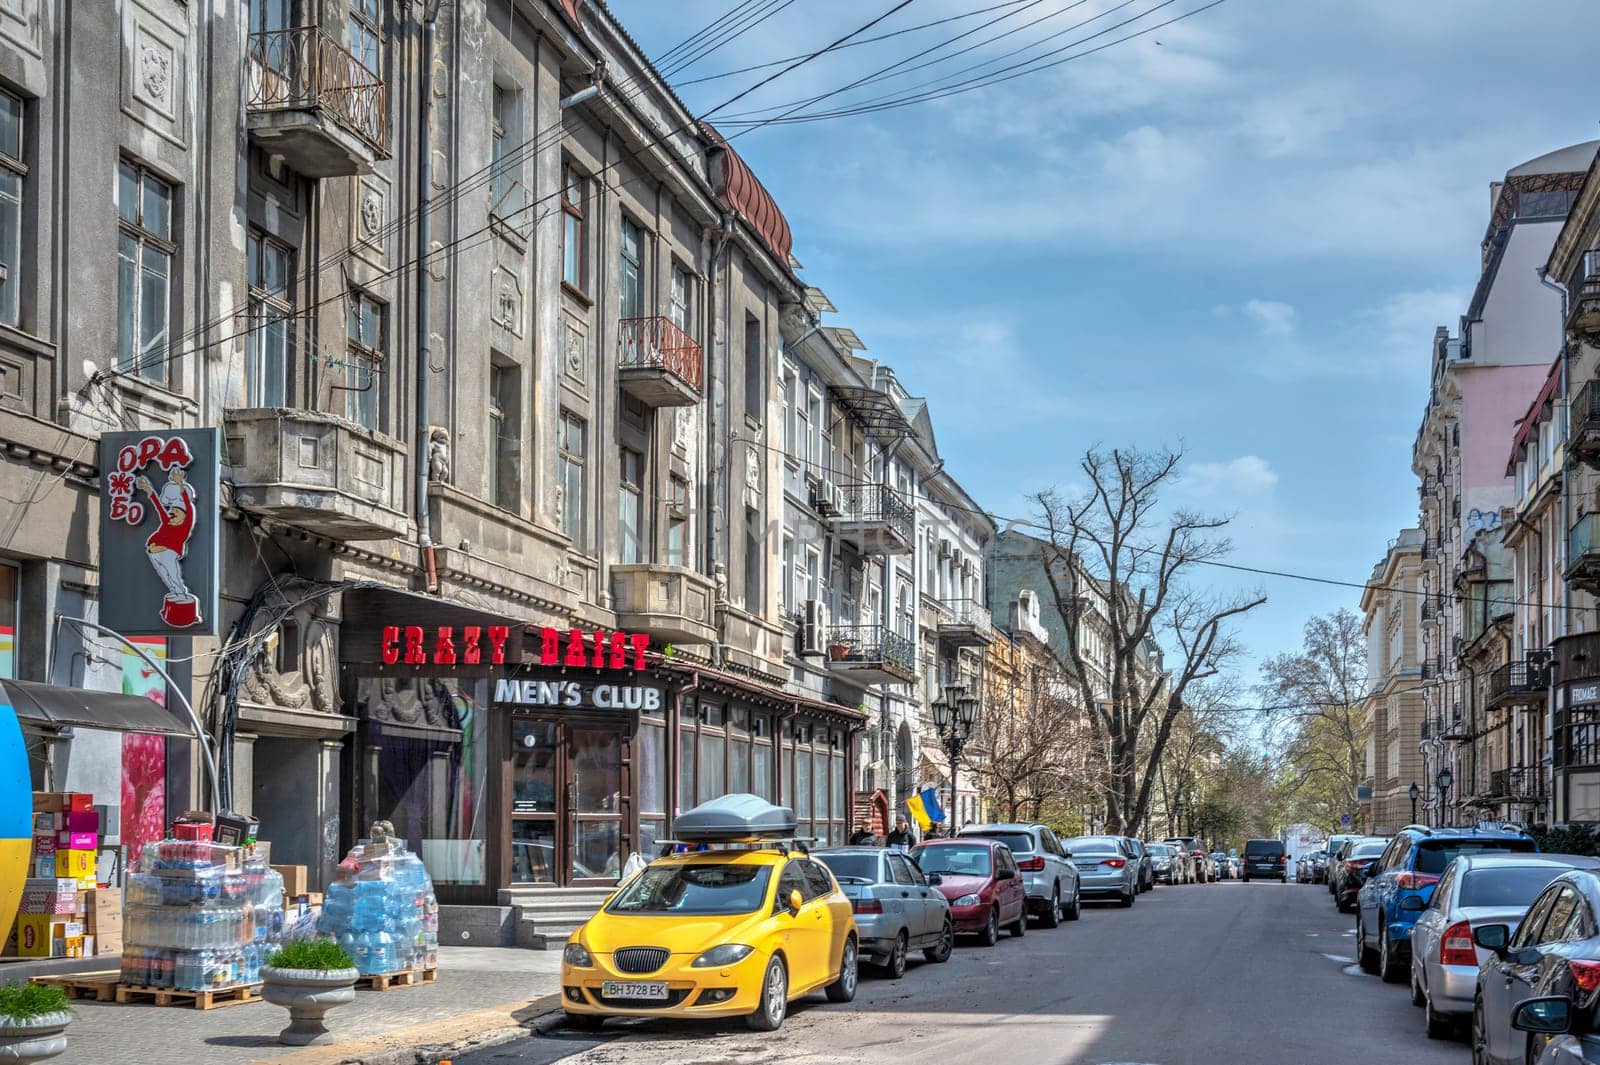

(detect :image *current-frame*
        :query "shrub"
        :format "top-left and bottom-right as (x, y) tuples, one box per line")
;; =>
(0, 982), (71, 1021)
(267, 939), (356, 972)
(1531, 823), (1600, 858)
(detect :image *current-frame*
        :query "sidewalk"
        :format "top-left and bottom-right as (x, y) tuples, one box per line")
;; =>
(52, 947), (565, 1065)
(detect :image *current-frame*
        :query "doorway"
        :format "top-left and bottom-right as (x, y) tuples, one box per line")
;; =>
(509, 718), (630, 887)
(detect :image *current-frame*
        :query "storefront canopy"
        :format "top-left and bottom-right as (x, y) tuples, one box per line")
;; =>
(2, 678), (193, 737)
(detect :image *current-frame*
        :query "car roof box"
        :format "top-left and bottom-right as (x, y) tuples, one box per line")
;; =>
(673, 793), (798, 843)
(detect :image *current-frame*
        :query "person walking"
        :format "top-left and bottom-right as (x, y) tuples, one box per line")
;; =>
(886, 816), (914, 849)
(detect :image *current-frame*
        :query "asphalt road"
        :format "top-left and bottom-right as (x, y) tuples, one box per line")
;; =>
(453, 878), (1469, 1065)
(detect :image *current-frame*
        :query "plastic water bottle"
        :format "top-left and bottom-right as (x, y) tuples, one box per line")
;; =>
(371, 930), (394, 975)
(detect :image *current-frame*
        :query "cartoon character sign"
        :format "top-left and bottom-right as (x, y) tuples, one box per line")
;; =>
(99, 429), (218, 637)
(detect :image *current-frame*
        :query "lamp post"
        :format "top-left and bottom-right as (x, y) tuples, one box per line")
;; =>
(931, 682), (978, 827)
(1408, 782), (1420, 825)
(1436, 767), (1453, 828)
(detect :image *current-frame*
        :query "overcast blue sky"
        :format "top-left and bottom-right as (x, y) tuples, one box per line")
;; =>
(616, 0), (1599, 688)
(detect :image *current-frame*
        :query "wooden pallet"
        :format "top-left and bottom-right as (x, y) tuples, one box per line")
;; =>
(31, 972), (120, 1002)
(356, 967), (437, 991)
(114, 982), (262, 1009)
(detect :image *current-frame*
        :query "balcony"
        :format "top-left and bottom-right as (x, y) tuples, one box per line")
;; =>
(616, 317), (703, 407)
(246, 27), (389, 178)
(935, 598), (993, 648)
(1566, 249), (1600, 337)
(828, 482), (915, 556)
(1421, 596), (1439, 622)
(823, 624), (918, 687)
(610, 564), (717, 646)
(1566, 514), (1600, 594)
(1485, 661), (1549, 710)
(224, 408), (410, 540)
(1571, 381), (1600, 469)
(1486, 767), (1544, 803)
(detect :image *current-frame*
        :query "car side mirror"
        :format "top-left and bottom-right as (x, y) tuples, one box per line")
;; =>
(996, 867), (1015, 881)
(1474, 924), (1510, 955)
(1062, 850), (1072, 859)
(787, 889), (803, 913)
(1511, 996), (1572, 1035)
(926, 873), (942, 886)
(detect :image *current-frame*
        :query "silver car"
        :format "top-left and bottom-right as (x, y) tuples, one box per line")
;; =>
(813, 847), (954, 978)
(1147, 842), (1188, 884)
(959, 823), (1082, 926)
(1408, 852), (1600, 1039)
(1067, 834), (1139, 906)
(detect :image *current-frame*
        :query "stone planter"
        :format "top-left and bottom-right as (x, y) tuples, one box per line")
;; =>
(0, 1010), (71, 1064)
(260, 966), (359, 1047)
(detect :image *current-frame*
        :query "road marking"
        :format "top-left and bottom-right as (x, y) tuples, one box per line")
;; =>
(1321, 952), (1351, 963)
(1342, 964), (1365, 976)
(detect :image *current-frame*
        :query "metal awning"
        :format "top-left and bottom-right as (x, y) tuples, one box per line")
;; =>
(2, 679), (193, 736)
(831, 385), (916, 441)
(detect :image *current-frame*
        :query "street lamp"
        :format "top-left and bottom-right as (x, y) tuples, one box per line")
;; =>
(1436, 767), (1453, 827)
(1408, 782), (1420, 824)
(931, 682), (978, 827)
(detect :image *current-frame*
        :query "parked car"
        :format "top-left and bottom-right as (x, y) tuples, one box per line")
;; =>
(1357, 823), (1538, 983)
(1408, 853), (1600, 1040)
(1325, 834), (1362, 895)
(814, 848), (955, 978)
(958, 823), (1082, 926)
(1162, 836), (1209, 883)
(1210, 851), (1231, 880)
(1229, 856), (1243, 879)
(1125, 837), (1156, 892)
(912, 837), (1028, 946)
(1335, 838), (1390, 913)
(1471, 868), (1600, 1065)
(1242, 838), (1288, 882)
(1147, 843), (1188, 885)
(1068, 835), (1140, 906)
(1310, 851), (1330, 884)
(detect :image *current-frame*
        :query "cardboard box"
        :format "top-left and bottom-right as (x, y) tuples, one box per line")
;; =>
(64, 810), (99, 833)
(173, 821), (213, 842)
(86, 889), (121, 932)
(55, 830), (96, 852)
(54, 849), (94, 885)
(31, 832), (57, 857)
(58, 935), (84, 958)
(15, 915), (66, 957)
(94, 931), (122, 955)
(31, 858), (56, 879)
(32, 792), (67, 814)
(272, 864), (309, 898)
(31, 813), (59, 833)
(66, 793), (93, 814)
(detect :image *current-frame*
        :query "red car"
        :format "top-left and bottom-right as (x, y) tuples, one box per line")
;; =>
(912, 838), (1028, 946)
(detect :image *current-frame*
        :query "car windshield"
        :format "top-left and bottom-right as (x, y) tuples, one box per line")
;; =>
(1068, 836), (1123, 854)
(916, 844), (993, 877)
(963, 831), (1034, 854)
(606, 863), (773, 915)
(1416, 839), (1535, 875)
(1458, 867), (1570, 908)
(1147, 845), (1173, 857)
(1350, 841), (1387, 859)
(1246, 842), (1283, 856)
(815, 854), (880, 885)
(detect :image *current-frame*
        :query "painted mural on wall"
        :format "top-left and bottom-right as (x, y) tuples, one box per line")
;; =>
(121, 638), (168, 863)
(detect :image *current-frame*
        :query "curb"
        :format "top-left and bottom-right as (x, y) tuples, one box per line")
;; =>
(250, 993), (566, 1065)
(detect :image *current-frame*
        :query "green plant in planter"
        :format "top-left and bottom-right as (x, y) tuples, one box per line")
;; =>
(268, 940), (356, 972)
(0, 983), (70, 1021)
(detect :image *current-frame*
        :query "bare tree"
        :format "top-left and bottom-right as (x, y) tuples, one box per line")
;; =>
(1034, 446), (1266, 833)
(975, 660), (1102, 823)
(1151, 676), (1244, 835)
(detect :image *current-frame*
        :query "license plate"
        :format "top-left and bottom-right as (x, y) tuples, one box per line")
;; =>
(601, 981), (669, 1001)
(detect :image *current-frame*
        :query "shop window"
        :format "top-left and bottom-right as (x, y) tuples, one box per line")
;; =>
(639, 723), (665, 854)
(753, 739), (772, 800)
(117, 160), (174, 383)
(678, 717), (695, 812)
(730, 734), (750, 793)
(697, 729), (725, 805)
(795, 745), (812, 821)
(0, 560), (15, 678)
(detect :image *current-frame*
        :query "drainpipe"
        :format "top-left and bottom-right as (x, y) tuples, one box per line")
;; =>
(1539, 265), (1570, 823)
(415, 2), (442, 592)
(705, 211), (735, 667)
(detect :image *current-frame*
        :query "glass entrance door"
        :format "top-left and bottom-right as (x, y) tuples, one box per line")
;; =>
(568, 727), (628, 885)
(510, 720), (559, 884)
(509, 719), (630, 887)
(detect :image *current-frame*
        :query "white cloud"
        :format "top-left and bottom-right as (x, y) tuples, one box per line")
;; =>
(1181, 455), (1280, 498)
(1243, 299), (1297, 337)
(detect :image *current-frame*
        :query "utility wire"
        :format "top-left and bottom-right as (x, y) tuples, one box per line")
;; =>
(660, 0), (799, 78)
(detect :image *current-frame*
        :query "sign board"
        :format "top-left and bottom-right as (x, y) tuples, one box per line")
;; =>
(98, 429), (219, 637)
(492, 676), (663, 712)
(1340, 813), (1352, 827)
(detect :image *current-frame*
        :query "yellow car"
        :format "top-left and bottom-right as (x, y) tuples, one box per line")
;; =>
(559, 846), (859, 1031)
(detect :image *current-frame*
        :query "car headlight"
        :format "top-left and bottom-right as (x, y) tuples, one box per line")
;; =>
(562, 942), (593, 967)
(691, 944), (755, 968)
(953, 893), (982, 906)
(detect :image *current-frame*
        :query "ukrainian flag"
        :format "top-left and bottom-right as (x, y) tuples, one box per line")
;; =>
(905, 792), (931, 831)
(920, 786), (947, 826)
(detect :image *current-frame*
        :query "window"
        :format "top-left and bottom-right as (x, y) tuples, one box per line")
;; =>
(347, 0), (380, 73)
(117, 161), (174, 383)
(670, 263), (690, 332)
(0, 91), (23, 327)
(776, 862), (808, 911)
(744, 506), (762, 610)
(561, 163), (586, 291)
(805, 547), (821, 603)
(801, 860), (834, 899)
(781, 534), (794, 613)
(246, 231), (291, 407)
(743, 313), (762, 420)
(619, 218), (643, 320)
(807, 390), (823, 469)
(0, 560), (15, 679)
(619, 447), (642, 564)
(558, 411), (586, 546)
(780, 365), (794, 456)
(490, 82), (521, 215)
(638, 722), (665, 854)
(666, 476), (689, 567)
(343, 291), (384, 429)
(488, 362), (520, 510)
(794, 382), (811, 466)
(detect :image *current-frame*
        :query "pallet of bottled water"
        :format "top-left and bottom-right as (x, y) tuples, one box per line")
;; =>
(316, 828), (439, 978)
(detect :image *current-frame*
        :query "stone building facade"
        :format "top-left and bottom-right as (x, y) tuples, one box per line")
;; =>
(1359, 530), (1426, 833)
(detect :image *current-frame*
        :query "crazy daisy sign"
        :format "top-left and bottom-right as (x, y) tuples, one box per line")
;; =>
(98, 428), (219, 637)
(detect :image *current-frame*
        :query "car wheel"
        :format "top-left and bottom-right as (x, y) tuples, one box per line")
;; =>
(563, 1012), (605, 1031)
(746, 956), (788, 1031)
(979, 906), (1000, 947)
(1040, 885), (1061, 929)
(825, 936), (858, 1003)
(924, 919), (954, 963)
(1379, 921), (1405, 984)
(1010, 905), (1028, 937)
(1064, 886), (1081, 921)
(1357, 916), (1379, 974)
(1120, 884), (1135, 908)
(882, 931), (907, 980)
(1410, 965), (1425, 1008)
(1425, 990), (1456, 1040)
(1472, 995), (1490, 1065)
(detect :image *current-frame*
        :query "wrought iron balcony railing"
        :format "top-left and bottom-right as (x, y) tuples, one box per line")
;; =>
(836, 482), (915, 543)
(1488, 766), (1544, 801)
(247, 27), (389, 157)
(823, 624), (917, 680)
(1486, 661), (1549, 709)
(617, 316), (704, 396)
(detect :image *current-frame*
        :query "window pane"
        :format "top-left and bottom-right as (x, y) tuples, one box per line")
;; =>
(511, 720), (559, 814)
(117, 162), (138, 225)
(813, 750), (827, 822)
(141, 176), (171, 240)
(795, 748), (811, 817)
(117, 233), (137, 370)
(572, 729), (621, 813)
(250, 306), (286, 407)
(639, 724), (665, 816)
(753, 743), (772, 801)
(346, 352), (376, 427)
(0, 170), (20, 326)
(619, 485), (640, 563)
(0, 93), (21, 159)
(563, 215), (581, 288)
(0, 563), (16, 678)
(138, 245), (170, 381)
(678, 722), (694, 812)
(832, 754), (845, 827)
(264, 242), (287, 293)
(730, 737), (750, 795)
(697, 731), (724, 805)
(511, 820), (556, 884)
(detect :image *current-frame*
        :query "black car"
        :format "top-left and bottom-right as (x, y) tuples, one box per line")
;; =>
(1241, 838), (1287, 882)
(1334, 837), (1390, 913)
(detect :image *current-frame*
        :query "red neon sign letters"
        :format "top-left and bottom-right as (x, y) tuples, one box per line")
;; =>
(379, 625), (650, 669)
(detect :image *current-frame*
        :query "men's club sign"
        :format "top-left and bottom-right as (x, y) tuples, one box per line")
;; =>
(99, 429), (219, 637)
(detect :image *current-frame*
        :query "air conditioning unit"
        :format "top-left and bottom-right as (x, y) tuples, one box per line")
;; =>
(812, 480), (843, 517)
(800, 599), (828, 657)
(938, 538), (953, 559)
